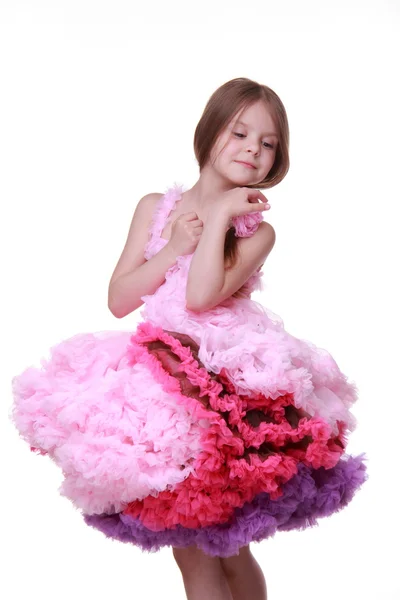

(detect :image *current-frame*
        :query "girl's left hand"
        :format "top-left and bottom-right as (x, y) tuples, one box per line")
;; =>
(211, 187), (271, 221)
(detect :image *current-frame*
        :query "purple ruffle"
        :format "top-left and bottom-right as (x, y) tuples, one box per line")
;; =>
(83, 454), (367, 557)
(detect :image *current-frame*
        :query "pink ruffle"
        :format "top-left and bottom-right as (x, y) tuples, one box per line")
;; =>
(11, 330), (209, 515)
(139, 185), (358, 435)
(230, 210), (264, 237)
(10, 183), (363, 539)
(122, 321), (346, 531)
(143, 184), (184, 260)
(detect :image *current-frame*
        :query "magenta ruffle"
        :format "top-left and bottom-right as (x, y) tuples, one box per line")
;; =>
(120, 321), (350, 531)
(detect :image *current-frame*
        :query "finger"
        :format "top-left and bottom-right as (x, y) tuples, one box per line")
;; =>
(246, 189), (268, 203)
(182, 212), (199, 220)
(252, 201), (270, 211)
(189, 222), (203, 231)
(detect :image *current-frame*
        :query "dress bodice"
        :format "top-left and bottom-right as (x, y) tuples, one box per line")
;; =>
(143, 183), (264, 298)
(138, 185), (357, 431)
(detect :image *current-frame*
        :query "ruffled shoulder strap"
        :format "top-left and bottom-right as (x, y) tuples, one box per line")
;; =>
(230, 210), (264, 237)
(144, 183), (264, 259)
(143, 183), (185, 259)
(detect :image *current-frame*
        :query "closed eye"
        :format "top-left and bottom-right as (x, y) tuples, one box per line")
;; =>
(233, 132), (274, 149)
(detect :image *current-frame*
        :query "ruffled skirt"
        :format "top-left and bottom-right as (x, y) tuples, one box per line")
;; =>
(11, 320), (367, 556)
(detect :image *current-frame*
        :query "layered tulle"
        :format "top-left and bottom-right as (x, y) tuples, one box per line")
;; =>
(84, 455), (367, 557)
(10, 183), (367, 557)
(141, 186), (358, 434)
(11, 330), (209, 514)
(121, 321), (350, 531)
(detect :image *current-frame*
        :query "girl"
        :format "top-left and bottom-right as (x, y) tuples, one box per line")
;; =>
(11, 78), (367, 600)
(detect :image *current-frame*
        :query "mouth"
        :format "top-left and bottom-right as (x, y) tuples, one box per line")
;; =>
(235, 160), (257, 170)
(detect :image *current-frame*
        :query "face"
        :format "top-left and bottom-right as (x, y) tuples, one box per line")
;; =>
(209, 100), (278, 186)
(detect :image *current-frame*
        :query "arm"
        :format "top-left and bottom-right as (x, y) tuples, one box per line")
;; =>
(109, 244), (179, 318)
(108, 193), (179, 319)
(186, 218), (275, 312)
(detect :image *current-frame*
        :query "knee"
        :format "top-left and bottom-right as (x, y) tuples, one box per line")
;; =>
(220, 545), (252, 579)
(172, 545), (206, 573)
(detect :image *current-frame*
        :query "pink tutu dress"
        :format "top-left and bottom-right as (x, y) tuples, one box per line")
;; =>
(11, 183), (367, 557)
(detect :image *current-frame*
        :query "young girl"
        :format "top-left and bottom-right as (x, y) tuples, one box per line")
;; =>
(11, 77), (367, 600)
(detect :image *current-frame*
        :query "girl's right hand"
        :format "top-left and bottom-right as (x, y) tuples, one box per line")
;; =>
(168, 212), (203, 256)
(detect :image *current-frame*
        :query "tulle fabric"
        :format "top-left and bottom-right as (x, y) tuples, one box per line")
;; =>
(120, 322), (350, 531)
(10, 183), (367, 556)
(84, 455), (367, 557)
(12, 330), (209, 514)
(141, 185), (358, 434)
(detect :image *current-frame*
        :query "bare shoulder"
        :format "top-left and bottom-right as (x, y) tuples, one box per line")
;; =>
(258, 219), (276, 237)
(244, 219), (276, 254)
(126, 191), (164, 234)
(235, 220), (276, 273)
(230, 219), (276, 273)
(108, 192), (164, 287)
(122, 191), (163, 226)
(138, 192), (164, 215)
(143, 191), (164, 203)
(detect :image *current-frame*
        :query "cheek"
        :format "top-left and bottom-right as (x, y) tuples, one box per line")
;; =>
(220, 140), (241, 161)
(262, 148), (276, 164)
(210, 137), (225, 163)
(269, 149), (278, 165)
(210, 134), (240, 165)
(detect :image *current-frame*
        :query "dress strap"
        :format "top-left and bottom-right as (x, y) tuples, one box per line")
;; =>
(151, 183), (185, 240)
(144, 182), (263, 260)
(143, 183), (185, 259)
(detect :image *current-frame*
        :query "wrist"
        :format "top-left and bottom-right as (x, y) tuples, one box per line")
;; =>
(163, 242), (180, 262)
(209, 206), (232, 229)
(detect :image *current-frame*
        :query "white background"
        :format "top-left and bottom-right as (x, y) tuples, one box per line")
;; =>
(1, 1), (399, 599)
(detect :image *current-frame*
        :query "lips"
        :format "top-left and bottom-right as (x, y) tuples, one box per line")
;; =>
(236, 160), (257, 169)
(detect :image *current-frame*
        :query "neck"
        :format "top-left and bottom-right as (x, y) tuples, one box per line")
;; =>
(183, 164), (239, 211)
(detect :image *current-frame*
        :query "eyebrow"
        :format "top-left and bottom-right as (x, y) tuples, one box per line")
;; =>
(235, 120), (278, 138)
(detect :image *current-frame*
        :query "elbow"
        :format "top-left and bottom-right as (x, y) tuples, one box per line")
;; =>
(108, 290), (128, 319)
(108, 290), (122, 318)
(108, 294), (143, 319)
(186, 302), (201, 313)
(185, 292), (206, 313)
(186, 298), (211, 313)
(186, 291), (219, 313)
(108, 283), (130, 318)
(108, 301), (124, 319)
(185, 297), (202, 313)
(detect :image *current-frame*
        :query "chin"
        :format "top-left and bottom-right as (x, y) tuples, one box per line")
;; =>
(224, 170), (256, 185)
(225, 177), (247, 188)
(232, 175), (260, 187)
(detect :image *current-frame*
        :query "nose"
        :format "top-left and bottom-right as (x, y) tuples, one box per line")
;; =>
(246, 137), (260, 155)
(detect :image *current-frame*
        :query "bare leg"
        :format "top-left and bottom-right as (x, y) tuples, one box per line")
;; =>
(173, 545), (233, 600)
(220, 545), (267, 600)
